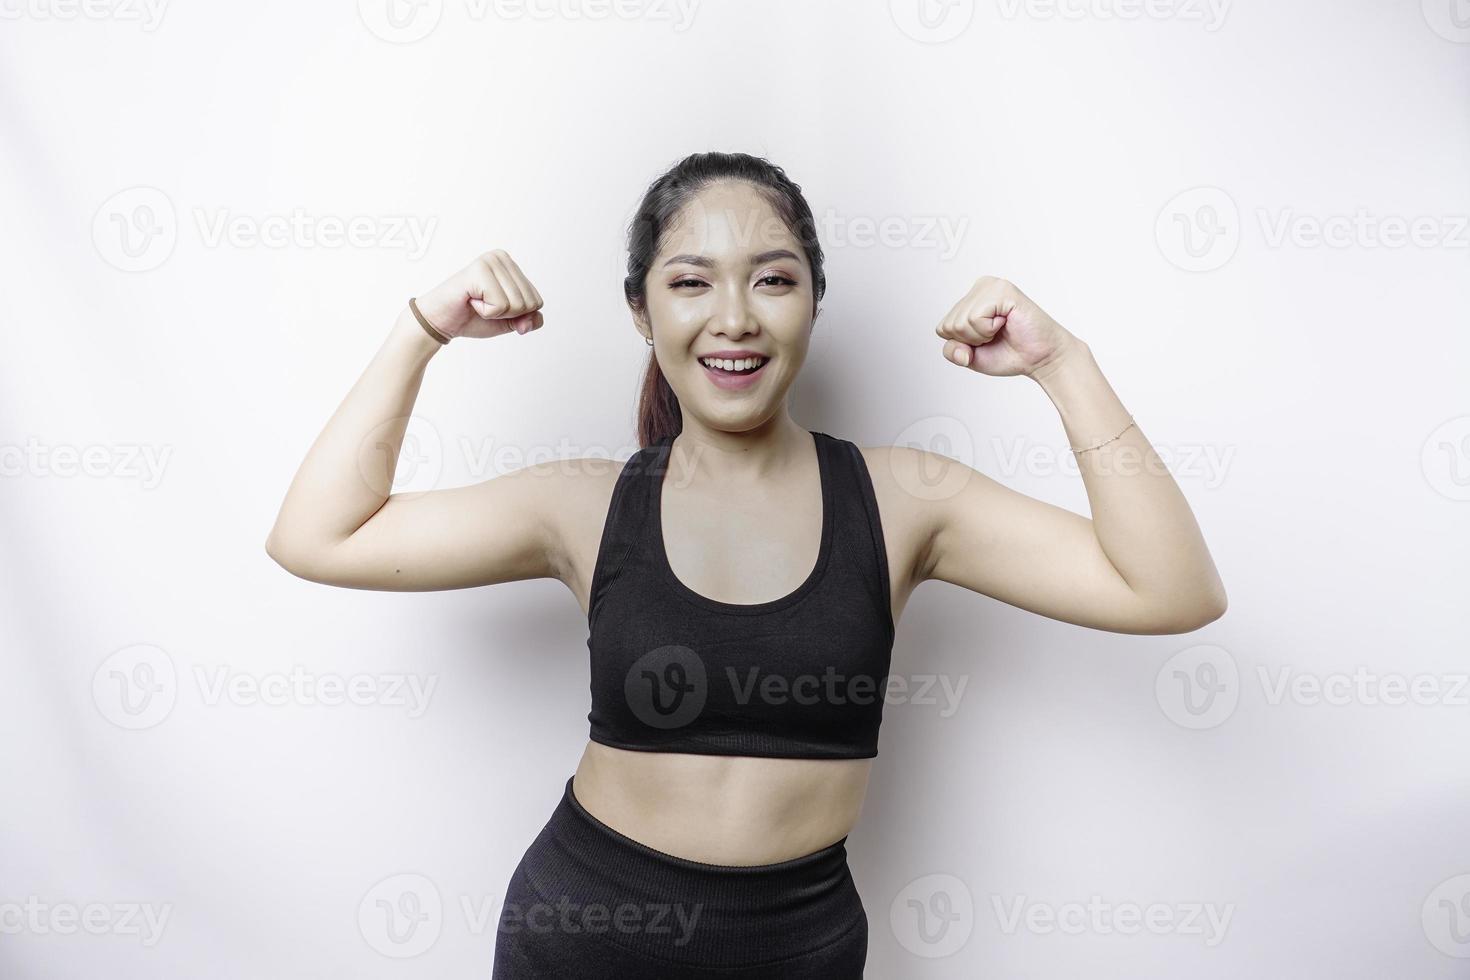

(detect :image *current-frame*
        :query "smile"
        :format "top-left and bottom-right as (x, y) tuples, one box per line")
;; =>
(699, 354), (770, 391)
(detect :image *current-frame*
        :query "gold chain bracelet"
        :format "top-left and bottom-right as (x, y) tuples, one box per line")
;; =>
(1070, 416), (1136, 455)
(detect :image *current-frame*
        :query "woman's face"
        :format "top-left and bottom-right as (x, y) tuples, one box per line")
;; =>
(634, 180), (816, 434)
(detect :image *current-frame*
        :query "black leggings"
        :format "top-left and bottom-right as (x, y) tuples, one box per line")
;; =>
(491, 774), (868, 978)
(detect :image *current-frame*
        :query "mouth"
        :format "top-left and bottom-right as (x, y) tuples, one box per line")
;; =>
(698, 354), (770, 390)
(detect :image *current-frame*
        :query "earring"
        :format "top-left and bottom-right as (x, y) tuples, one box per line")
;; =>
(645, 336), (654, 346)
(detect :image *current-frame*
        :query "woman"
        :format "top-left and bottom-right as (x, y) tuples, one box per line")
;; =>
(265, 151), (1227, 977)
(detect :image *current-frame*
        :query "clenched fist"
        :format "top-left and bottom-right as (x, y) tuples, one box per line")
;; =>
(935, 276), (1080, 379)
(414, 250), (545, 341)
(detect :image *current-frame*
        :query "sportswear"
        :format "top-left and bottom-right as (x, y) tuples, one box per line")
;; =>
(585, 430), (895, 759)
(490, 774), (868, 977)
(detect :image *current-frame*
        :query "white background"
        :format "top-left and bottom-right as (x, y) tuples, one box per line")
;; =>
(3, 0), (1468, 976)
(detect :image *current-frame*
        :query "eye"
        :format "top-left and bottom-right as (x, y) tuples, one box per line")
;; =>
(670, 278), (707, 290)
(758, 274), (797, 287)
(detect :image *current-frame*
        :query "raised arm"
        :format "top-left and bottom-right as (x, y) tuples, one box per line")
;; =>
(917, 276), (1227, 635)
(264, 251), (555, 592)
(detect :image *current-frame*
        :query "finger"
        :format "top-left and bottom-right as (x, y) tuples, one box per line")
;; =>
(470, 298), (503, 319)
(471, 260), (511, 318)
(499, 252), (543, 311)
(935, 294), (970, 339)
(486, 252), (528, 315)
(944, 339), (973, 367)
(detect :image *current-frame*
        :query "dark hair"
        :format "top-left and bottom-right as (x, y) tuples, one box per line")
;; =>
(623, 152), (827, 448)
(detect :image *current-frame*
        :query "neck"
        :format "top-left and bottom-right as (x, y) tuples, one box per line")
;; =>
(668, 414), (812, 485)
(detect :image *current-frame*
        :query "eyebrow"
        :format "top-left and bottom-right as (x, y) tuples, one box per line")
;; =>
(661, 249), (801, 269)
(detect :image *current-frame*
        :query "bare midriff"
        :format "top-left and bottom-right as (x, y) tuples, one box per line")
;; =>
(571, 741), (873, 866)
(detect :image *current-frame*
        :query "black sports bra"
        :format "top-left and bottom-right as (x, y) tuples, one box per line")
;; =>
(585, 430), (895, 759)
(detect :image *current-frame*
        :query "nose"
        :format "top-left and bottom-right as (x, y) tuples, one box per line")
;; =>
(712, 284), (757, 337)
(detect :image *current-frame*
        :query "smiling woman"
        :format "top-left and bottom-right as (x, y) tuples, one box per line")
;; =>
(264, 150), (1226, 978)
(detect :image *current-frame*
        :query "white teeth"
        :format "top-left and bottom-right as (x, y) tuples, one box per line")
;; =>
(701, 356), (766, 372)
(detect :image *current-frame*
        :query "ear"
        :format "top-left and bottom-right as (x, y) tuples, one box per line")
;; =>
(629, 303), (652, 342)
